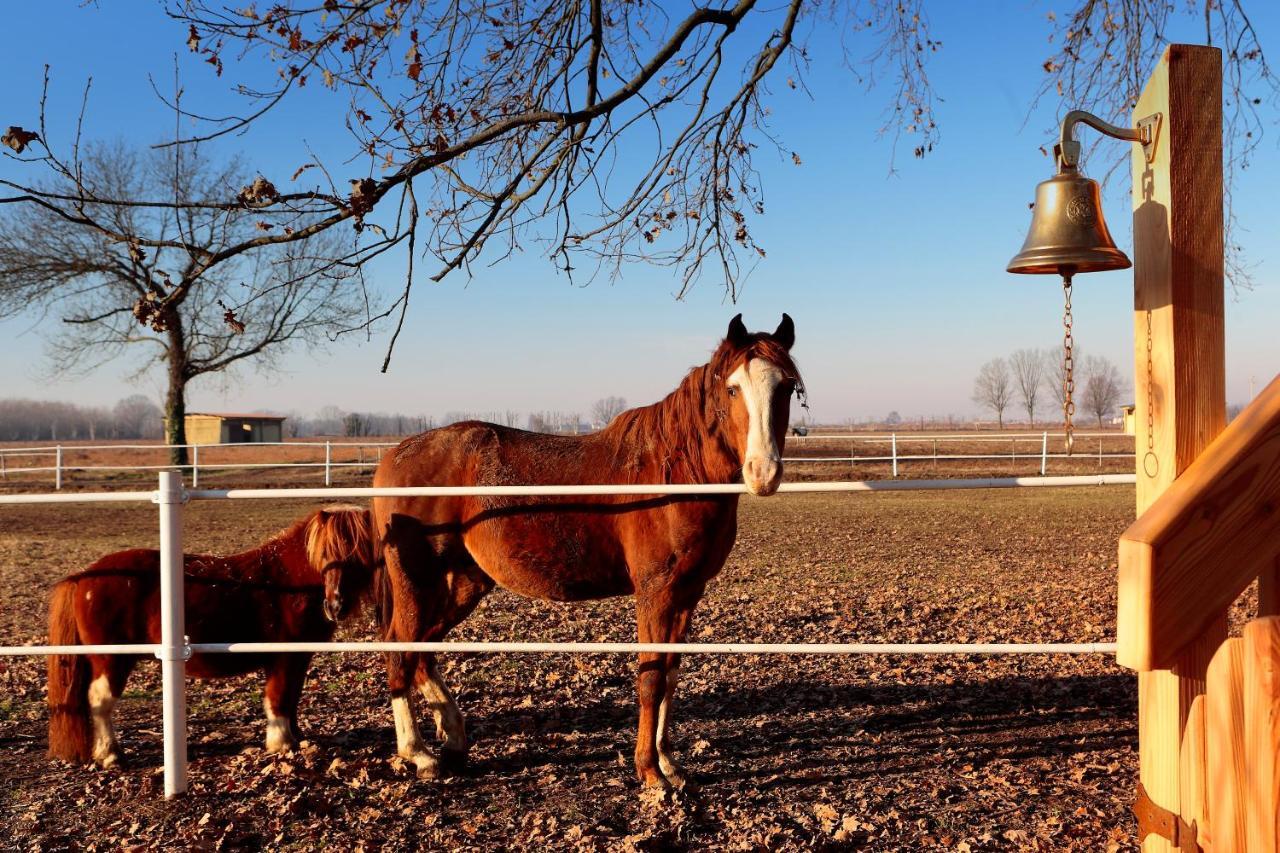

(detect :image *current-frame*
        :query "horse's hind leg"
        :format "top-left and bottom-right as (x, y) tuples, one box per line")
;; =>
(88, 655), (133, 768)
(263, 654), (311, 753)
(415, 654), (465, 768)
(412, 568), (491, 771)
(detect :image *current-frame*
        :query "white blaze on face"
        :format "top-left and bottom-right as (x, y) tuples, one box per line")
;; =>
(727, 358), (786, 495)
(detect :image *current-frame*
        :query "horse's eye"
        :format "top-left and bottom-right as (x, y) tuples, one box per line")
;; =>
(727, 386), (738, 398)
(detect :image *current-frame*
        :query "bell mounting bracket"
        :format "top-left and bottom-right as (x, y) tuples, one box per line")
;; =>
(1055, 110), (1162, 171)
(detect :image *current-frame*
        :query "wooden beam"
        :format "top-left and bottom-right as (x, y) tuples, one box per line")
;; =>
(1244, 618), (1280, 853)
(1124, 44), (1225, 853)
(1118, 374), (1280, 670)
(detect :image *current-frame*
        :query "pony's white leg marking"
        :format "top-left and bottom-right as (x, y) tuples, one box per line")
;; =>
(655, 666), (686, 786)
(727, 359), (785, 495)
(417, 665), (465, 754)
(87, 674), (119, 767)
(392, 694), (440, 779)
(263, 696), (297, 754)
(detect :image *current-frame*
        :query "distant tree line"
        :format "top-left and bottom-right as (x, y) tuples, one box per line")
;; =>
(972, 349), (1127, 429)
(0, 395), (163, 441)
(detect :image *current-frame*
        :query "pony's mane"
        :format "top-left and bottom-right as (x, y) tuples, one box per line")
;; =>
(604, 334), (803, 484)
(303, 505), (376, 573)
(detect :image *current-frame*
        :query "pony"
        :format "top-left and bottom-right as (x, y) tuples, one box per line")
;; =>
(47, 505), (376, 767)
(368, 314), (802, 788)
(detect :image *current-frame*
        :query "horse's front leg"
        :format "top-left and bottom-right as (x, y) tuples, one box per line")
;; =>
(263, 653), (311, 753)
(656, 650), (688, 788)
(386, 648), (439, 779)
(634, 593), (694, 790)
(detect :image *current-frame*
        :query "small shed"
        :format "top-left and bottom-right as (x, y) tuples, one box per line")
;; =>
(182, 412), (286, 445)
(1120, 404), (1136, 436)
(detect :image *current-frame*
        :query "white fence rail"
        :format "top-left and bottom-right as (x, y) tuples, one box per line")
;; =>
(0, 471), (1133, 797)
(0, 432), (1136, 488)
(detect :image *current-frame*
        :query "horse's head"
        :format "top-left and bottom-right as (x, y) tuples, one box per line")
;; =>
(716, 313), (802, 496)
(304, 506), (379, 623)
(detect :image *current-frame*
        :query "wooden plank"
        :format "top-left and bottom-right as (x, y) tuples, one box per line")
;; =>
(1244, 618), (1280, 853)
(1178, 694), (1207, 843)
(1261, 557), (1280, 618)
(1206, 637), (1247, 853)
(1118, 374), (1280, 669)
(1125, 44), (1225, 853)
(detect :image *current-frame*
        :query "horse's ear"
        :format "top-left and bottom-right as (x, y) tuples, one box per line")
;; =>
(773, 313), (795, 351)
(726, 313), (749, 347)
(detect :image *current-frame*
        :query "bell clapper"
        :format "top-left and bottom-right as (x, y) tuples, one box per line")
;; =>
(1060, 272), (1075, 456)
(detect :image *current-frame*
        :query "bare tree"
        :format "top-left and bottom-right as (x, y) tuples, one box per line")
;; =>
(1009, 348), (1045, 425)
(1081, 355), (1126, 427)
(113, 395), (164, 439)
(1, 2), (945, 368)
(0, 144), (366, 464)
(972, 357), (1013, 429)
(0, 0), (1269, 375)
(590, 396), (628, 430)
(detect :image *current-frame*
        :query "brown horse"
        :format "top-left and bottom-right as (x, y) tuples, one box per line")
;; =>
(47, 506), (376, 767)
(370, 314), (801, 787)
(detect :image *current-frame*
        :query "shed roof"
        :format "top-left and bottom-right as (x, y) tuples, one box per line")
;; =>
(186, 412), (287, 421)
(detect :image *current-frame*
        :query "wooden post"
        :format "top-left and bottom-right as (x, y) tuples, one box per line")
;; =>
(1129, 44), (1225, 853)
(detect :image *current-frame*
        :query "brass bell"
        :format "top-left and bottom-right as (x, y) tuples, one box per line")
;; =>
(1007, 162), (1130, 277)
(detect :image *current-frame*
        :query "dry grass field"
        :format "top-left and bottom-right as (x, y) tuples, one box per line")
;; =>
(0, 485), (1190, 850)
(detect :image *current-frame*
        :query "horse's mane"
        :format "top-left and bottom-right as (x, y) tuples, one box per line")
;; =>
(303, 505), (376, 573)
(603, 334), (803, 484)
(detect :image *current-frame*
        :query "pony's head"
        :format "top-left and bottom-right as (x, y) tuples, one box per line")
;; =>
(713, 313), (803, 496)
(304, 505), (378, 623)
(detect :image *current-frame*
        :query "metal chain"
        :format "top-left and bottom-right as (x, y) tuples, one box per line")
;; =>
(1061, 276), (1075, 456)
(1143, 309), (1158, 478)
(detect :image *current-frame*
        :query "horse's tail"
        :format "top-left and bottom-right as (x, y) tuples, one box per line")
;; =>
(47, 580), (92, 763)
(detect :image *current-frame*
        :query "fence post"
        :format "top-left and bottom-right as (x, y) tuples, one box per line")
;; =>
(1041, 431), (1048, 476)
(891, 433), (898, 478)
(191, 445), (199, 489)
(324, 441), (332, 486)
(154, 471), (188, 798)
(55, 445), (62, 490)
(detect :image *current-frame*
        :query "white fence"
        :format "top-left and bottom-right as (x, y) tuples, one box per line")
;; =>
(0, 471), (1133, 798)
(0, 432), (1135, 488)
(0, 440), (397, 488)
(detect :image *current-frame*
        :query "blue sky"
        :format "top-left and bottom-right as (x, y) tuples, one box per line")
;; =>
(1, 2), (1277, 423)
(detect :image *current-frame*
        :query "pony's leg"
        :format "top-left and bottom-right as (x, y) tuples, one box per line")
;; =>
(633, 594), (693, 790)
(88, 655), (131, 768)
(263, 654), (311, 753)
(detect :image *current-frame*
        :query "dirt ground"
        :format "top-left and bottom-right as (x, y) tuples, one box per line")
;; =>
(4, 485), (1229, 850)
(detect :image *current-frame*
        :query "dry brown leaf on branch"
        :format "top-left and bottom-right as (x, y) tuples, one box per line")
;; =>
(2, 126), (39, 154)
